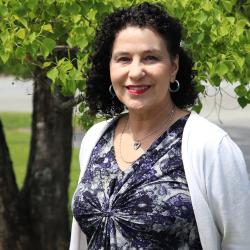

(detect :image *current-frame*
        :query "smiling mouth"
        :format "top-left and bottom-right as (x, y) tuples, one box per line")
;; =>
(126, 85), (151, 95)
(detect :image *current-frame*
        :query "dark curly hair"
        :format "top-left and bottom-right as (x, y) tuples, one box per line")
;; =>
(86, 2), (198, 117)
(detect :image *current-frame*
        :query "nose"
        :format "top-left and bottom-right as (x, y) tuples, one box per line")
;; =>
(128, 61), (145, 80)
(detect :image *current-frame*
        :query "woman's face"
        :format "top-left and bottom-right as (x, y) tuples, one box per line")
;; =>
(109, 26), (179, 113)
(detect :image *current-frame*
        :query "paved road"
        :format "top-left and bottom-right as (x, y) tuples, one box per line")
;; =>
(1, 76), (250, 174)
(0, 76), (33, 112)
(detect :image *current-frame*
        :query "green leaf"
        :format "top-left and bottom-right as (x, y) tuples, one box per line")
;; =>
(224, 61), (235, 71)
(60, 61), (73, 72)
(46, 0), (55, 3)
(221, 0), (234, 12)
(68, 68), (83, 81)
(196, 12), (208, 24)
(195, 83), (205, 93)
(77, 79), (86, 91)
(210, 74), (221, 86)
(238, 97), (249, 108)
(247, 91), (250, 101)
(0, 5), (8, 17)
(58, 71), (67, 84)
(232, 54), (244, 69)
(26, 0), (38, 10)
(87, 8), (97, 20)
(192, 32), (204, 44)
(13, 15), (28, 29)
(246, 54), (250, 67)
(72, 15), (82, 24)
(180, 0), (189, 8)
(16, 28), (26, 40)
(219, 21), (230, 36)
(41, 38), (56, 57)
(192, 99), (202, 113)
(0, 31), (9, 44)
(42, 24), (53, 33)
(62, 79), (77, 95)
(42, 61), (52, 68)
(15, 47), (26, 59)
(226, 17), (235, 25)
(68, 3), (81, 15)
(235, 85), (248, 97)
(235, 19), (247, 36)
(28, 32), (37, 43)
(0, 53), (10, 64)
(47, 67), (58, 83)
(202, 1), (213, 11)
(67, 34), (88, 50)
(216, 63), (229, 76)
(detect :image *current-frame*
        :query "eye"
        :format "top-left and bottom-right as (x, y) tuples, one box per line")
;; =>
(116, 57), (131, 63)
(144, 55), (159, 62)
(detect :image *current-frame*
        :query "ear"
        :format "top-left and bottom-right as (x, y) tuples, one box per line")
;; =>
(170, 55), (179, 82)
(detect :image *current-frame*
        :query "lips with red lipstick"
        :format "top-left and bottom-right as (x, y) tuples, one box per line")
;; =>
(126, 85), (151, 95)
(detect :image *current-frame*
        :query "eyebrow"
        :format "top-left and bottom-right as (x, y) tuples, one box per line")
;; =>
(112, 48), (162, 57)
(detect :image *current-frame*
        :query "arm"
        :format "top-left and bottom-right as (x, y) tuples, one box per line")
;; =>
(69, 217), (88, 250)
(208, 135), (250, 249)
(69, 134), (89, 250)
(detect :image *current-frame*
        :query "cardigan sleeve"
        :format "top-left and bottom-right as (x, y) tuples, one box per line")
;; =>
(207, 134), (250, 249)
(69, 217), (88, 250)
(69, 131), (89, 250)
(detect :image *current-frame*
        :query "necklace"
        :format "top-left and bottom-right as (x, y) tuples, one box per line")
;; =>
(129, 105), (176, 150)
(118, 106), (176, 164)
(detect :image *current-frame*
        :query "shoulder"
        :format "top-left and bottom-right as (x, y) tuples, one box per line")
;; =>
(85, 119), (111, 137)
(183, 112), (246, 175)
(184, 112), (228, 147)
(186, 112), (227, 136)
(182, 112), (232, 168)
(81, 118), (113, 146)
(80, 115), (121, 153)
(78, 117), (116, 172)
(83, 113), (127, 140)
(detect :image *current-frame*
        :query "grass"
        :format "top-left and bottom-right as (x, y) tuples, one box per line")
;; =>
(0, 112), (81, 223)
(1, 112), (32, 187)
(0, 112), (32, 129)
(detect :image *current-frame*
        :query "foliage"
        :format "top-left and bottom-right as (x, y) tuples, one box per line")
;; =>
(0, 0), (249, 125)
(160, 0), (250, 108)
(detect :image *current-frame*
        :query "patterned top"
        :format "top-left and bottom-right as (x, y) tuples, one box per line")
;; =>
(72, 114), (202, 250)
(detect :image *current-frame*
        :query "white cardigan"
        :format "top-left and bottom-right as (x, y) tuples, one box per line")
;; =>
(70, 112), (250, 250)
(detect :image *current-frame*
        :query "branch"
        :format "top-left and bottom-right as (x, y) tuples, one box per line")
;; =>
(54, 45), (70, 50)
(57, 94), (85, 110)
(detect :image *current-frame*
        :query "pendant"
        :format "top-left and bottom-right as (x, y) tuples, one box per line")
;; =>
(133, 141), (141, 150)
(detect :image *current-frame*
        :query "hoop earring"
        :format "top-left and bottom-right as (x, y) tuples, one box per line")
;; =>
(169, 80), (180, 93)
(109, 85), (116, 97)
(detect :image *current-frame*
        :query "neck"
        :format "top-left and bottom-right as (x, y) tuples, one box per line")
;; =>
(127, 101), (175, 138)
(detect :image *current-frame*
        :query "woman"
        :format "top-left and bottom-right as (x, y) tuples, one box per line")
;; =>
(70, 3), (250, 250)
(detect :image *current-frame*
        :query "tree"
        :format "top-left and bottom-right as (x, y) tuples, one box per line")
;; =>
(0, 0), (249, 249)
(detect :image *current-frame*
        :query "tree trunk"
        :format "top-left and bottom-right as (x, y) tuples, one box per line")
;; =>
(0, 120), (18, 250)
(21, 70), (73, 250)
(0, 69), (74, 250)
(0, 120), (31, 250)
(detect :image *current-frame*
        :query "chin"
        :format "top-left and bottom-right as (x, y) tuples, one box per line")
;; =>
(120, 97), (152, 112)
(125, 102), (149, 112)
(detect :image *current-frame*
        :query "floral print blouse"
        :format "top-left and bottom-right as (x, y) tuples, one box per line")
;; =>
(72, 114), (202, 249)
